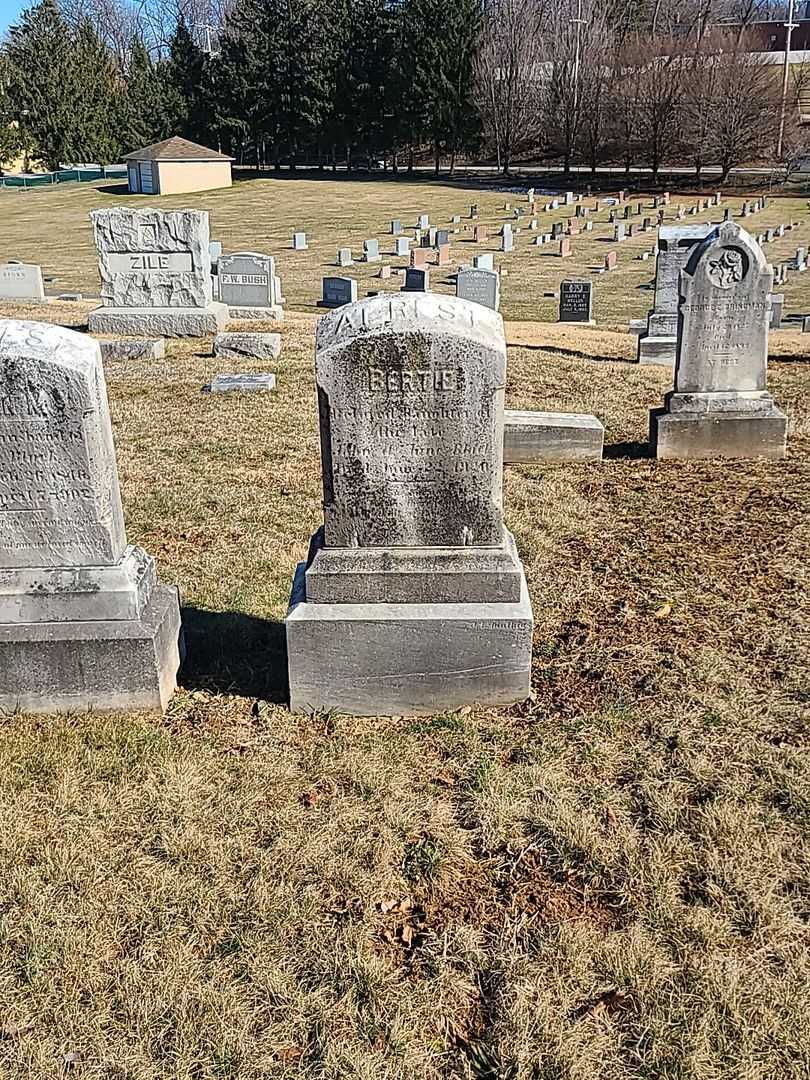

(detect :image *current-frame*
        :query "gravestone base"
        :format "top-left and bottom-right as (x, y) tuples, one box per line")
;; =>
(286, 562), (533, 715)
(637, 335), (677, 365)
(88, 303), (228, 337)
(650, 407), (787, 460)
(0, 583), (181, 715)
(228, 305), (284, 322)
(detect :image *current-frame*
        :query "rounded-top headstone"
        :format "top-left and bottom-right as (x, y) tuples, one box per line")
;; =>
(0, 320), (126, 569)
(315, 293), (507, 549)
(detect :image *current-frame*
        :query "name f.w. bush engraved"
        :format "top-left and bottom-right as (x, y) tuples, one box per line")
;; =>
(315, 293), (507, 548)
(0, 321), (126, 568)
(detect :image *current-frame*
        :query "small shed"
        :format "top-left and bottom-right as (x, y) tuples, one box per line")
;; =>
(123, 137), (233, 196)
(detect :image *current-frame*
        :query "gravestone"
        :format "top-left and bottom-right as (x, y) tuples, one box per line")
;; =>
(411, 248), (429, 269)
(218, 251), (283, 320)
(559, 280), (593, 323)
(559, 238), (572, 258)
(551, 222), (563, 239)
(88, 208), (228, 336)
(98, 338), (165, 361)
(403, 267), (430, 292)
(474, 225), (488, 243)
(473, 253), (494, 271)
(456, 268), (500, 311)
(435, 243), (451, 267)
(501, 227), (513, 253)
(391, 219), (402, 235)
(285, 293), (533, 714)
(293, 232), (308, 250)
(650, 223), (786, 459)
(319, 276), (358, 308)
(418, 214), (430, 230)
(614, 224), (625, 243)
(395, 237), (411, 257)
(503, 411), (604, 463)
(0, 263), (46, 304)
(637, 224), (711, 365)
(363, 239), (381, 263)
(213, 332), (281, 360)
(0, 320), (181, 712)
(769, 293), (784, 329)
(604, 252), (617, 271)
(436, 229), (450, 248)
(204, 373), (276, 393)
(338, 248), (353, 267)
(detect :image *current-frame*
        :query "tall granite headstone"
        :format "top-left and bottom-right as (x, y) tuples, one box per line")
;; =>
(650, 223), (787, 459)
(286, 293), (533, 714)
(0, 320), (181, 712)
(88, 208), (228, 336)
(637, 224), (711, 365)
(218, 251), (283, 320)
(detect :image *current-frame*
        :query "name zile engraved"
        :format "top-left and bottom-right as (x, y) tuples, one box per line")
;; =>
(368, 368), (457, 392)
(107, 252), (194, 274)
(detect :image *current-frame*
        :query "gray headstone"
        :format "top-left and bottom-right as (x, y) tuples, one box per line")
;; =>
(0, 263), (46, 303)
(418, 214), (430, 230)
(219, 251), (278, 309)
(456, 268), (500, 311)
(637, 224), (712, 365)
(651, 223), (786, 459)
(363, 238), (381, 263)
(320, 276), (358, 308)
(98, 338), (165, 361)
(213, 332), (282, 360)
(0, 319), (180, 712)
(337, 248), (353, 267)
(395, 237), (411, 257)
(293, 232), (308, 250)
(473, 253), (494, 271)
(559, 280), (593, 323)
(391, 219), (402, 235)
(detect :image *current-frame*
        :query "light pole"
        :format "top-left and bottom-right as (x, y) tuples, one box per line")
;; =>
(777, 0), (797, 160)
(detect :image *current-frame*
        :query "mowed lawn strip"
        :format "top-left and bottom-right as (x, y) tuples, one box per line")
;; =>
(0, 291), (808, 1077)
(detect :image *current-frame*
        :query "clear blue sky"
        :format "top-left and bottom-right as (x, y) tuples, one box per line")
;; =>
(0, 0), (33, 37)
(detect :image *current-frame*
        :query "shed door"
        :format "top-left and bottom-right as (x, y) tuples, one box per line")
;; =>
(127, 163), (140, 193)
(139, 161), (156, 194)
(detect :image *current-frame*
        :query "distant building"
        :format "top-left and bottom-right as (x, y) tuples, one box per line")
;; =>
(124, 137), (233, 196)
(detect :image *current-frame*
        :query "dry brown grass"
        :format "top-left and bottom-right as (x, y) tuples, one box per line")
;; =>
(0, 183), (809, 1078)
(2, 175), (810, 323)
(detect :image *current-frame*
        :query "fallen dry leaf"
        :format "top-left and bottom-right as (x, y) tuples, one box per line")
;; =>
(301, 790), (318, 808)
(653, 602), (672, 619)
(434, 771), (457, 787)
(275, 1045), (304, 1063)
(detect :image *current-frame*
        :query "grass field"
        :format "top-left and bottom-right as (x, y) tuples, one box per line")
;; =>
(2, 173), (810, 323)
(0, 175), (809, 1078)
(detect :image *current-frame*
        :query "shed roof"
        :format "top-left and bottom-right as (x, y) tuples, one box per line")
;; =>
(123, 137), (233, 162)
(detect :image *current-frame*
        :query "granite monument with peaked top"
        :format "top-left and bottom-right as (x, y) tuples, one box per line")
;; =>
(0, 320), (181, 713)
(286, 293), (533, 715)
(88, 208), (228, 336)
(650, 223), (787, 459)
(637, 224), (712, 365)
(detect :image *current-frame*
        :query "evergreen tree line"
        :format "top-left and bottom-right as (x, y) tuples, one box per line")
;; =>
(0, 0), (805, 175)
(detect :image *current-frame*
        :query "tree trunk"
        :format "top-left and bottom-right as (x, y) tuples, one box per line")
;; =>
(434, 140), (440, 177)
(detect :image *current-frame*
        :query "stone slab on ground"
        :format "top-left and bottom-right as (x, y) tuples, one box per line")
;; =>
(0, 583), (181, 715)
(503, 410), (604, 462)
(228, 305), (284, 321)
(204, 373), (277, 393)
(637, 334), (676, 365)
(98, 338), (165, 361)
(650, 408), (787, 459)
(88, 304), (228, 337)
(286, 561), (533, 715)
(213, 332), (281, 360)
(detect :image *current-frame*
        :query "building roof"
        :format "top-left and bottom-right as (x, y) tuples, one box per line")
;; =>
(123, 137), (233, 163)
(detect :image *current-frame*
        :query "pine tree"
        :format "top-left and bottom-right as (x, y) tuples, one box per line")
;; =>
(71, 19), (123, 164)
(168, 15), (215, 146)
(122, 39), (183, 151)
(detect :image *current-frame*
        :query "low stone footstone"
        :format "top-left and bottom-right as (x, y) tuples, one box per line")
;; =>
(456, 268), (500, 310)
(213, 332), (281, 360)
(98, 338), (165, 361)
(87, 208), (228, 336)
(204, 372), (276, 392)
(319, 277), (358, 308)
(559, 280), (593, 323)
(218, 251), (284, 321)
(650, 223), (787, 460)
(503, 411), (604, 462)
(285, 293), (533, 715)
(638, 225), (712, 365)
(0, 263), (46, 303)
(0, 320), (181, 713)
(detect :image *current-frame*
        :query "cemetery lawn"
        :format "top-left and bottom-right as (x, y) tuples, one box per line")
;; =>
(0, 298), (808, 1079)
(2, 173), (810, 323)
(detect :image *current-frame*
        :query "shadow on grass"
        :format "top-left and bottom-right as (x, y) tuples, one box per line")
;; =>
(604, 440), (653, 460)
(180, 606), (289, 703)
(96, 183), (131, 196)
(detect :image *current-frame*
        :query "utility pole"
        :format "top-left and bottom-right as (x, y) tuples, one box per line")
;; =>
(777, 0), (797, 160)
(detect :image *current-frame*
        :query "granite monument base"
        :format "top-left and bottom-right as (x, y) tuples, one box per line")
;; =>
(650, 407), (787, 459)
(88, 303), (228, 337)
(637, 335), (677, 365)
(228, 305), (284, 322)
(286, 562), (533, 715)
(0, 584), (181, 714)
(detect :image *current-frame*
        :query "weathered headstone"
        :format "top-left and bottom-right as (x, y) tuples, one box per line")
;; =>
(87, 208), (228, 336)
(435, 243), (451, 267)
(614, 224), (625, 243)
(650, 223), (787, 459)
(0, 320), (181, 712)
(0, 263), (46, 304)
(502, 230), (514, 253)
(285, 293), (533, 714)
(503, 411), (604, 463)
(98, 338), (165, 361)
(218, 251), (283, 320)
(473, 225), (488, 243)
(319, 276), (358, 308)
(456, 268), (500, 311)
(213, 332), (282, 360)
(411, 248), (429, 269)
(204, 372), (276, 393)
(637, 224), (712, 365)
(559, 280), (593, 323)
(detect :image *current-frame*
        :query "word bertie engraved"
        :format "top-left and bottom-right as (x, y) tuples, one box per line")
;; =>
(368, 367), (458, 392)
